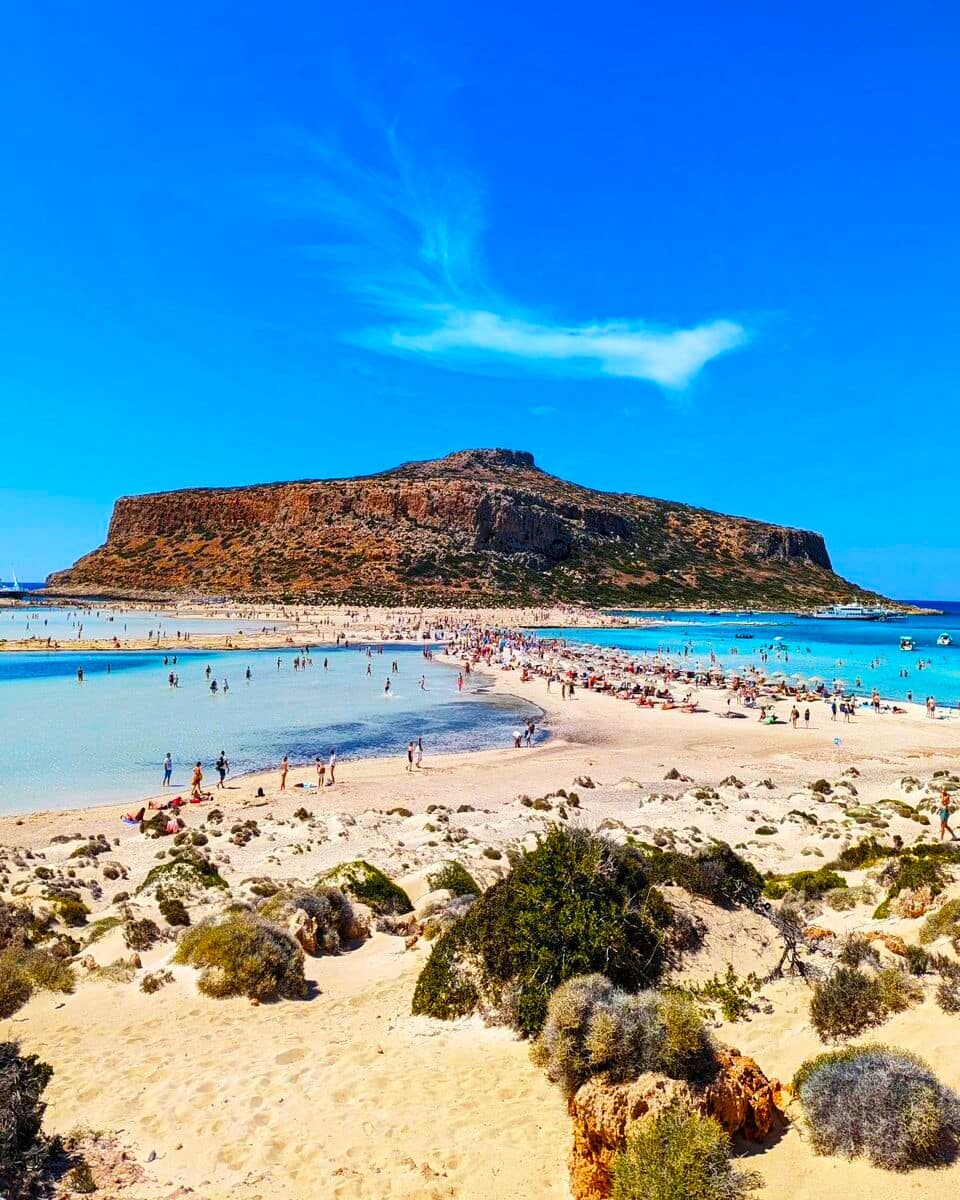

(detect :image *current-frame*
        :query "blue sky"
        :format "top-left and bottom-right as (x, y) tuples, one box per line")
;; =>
(2, 2), (958, 597)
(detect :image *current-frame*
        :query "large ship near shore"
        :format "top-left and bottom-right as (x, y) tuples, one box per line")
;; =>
(811, 601), (903, 620)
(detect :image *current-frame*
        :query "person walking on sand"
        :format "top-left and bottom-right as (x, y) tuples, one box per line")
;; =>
(406, 741), (414, 772)
(316, 756), (326, 786)
(191, 761), (205, 800)
(216, 750), (229, 789)
(279, 755), (289, 790)
(939, 791), (959, 841)
(416, 737), (423, 769)
(328, 749), (336, 785)
(804, 707), (810, 729)
(162, 752), (172, 786)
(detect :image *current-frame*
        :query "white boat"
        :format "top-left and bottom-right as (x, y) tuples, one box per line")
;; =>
(812, 602), (899, 621)
(0, 569), (20, 594)
(900, 635), (915, 651)
(937, 633), (952, 647)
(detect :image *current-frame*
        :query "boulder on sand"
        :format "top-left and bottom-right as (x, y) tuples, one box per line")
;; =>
(567, 1048), (780, 1200)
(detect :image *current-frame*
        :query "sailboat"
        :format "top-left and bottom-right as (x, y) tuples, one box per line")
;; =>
(0, 569), (21, 594)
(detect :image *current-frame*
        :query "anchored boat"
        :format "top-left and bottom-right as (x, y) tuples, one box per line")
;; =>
(900, 635), (915, 651)
(937, 633), (953, 647)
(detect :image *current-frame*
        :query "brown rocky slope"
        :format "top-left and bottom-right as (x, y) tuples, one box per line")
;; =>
(47, 449), (891, 608)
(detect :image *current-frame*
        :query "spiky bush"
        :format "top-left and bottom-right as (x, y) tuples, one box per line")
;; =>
(426, 861), (480, 897)
(173, 913), (306, 1000)
(809, 966), (886, 1041)
(412, 827), (672, 1036)
(838, 936), (881, 969)
(0, 1041), (54, 1199)
(875, 966), (923, 1014)
(611, 1104), (760, 1200)
(316, 861), (412, 915)
(793, 1045), (960, 1168)
(531, 974), (715, 1095)
(123, 918), (161, 952)
(257, 886), (357, 954)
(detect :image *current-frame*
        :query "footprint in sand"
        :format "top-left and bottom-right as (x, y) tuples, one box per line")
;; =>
(274, 1047), (306, 1065)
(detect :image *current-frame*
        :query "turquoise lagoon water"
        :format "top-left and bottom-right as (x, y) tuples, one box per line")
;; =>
(535, 603), (960, 709)
(1, 603), (297, 644)
(0, 642), (541, 814)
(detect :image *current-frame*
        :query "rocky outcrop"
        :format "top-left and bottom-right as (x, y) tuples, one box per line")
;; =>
(567, 1048), (781, 1200)
(47, 448), (890, 609)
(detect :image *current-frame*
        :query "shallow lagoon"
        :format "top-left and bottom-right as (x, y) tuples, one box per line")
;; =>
(0, 643), (540, 814)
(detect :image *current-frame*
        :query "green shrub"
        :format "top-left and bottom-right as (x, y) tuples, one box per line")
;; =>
(12, 949), (75, 995)
(903, 944), (933, 975)
(173, 914), (306, 1000)
(123, 919), (161, 952)
(0, 900), (43, 953)
(257, 886), (356, 954)
(823, 886), (865, 911)
(55, 897), (89, 927)
(316, 861), (412, 915)
(644, 843), (763, 907)
(531, 975), (715, 1095)
(764, 868), (846, 901)
(828, 837), (896, 871)
(426, 861), (480, 897)
(810, 966), (885, 1040)
(137, 849), (227, 899)
(793, 1045), (960, 1169)
(884, 855), (946, 898)
(0, 1041), (54, 1199)
(140, 969), (174, 995)
(158, 896), (191, 927)
(611, 1104), (760, 1200)
(0, 966), (33, 1019)
(682, 965), (761, 1022)
(412, 827), (672, 1036)
(83, 916), (123, 945)
(919, 898), (960, 946)
(875, 966), (923, 1013)
(68, 1160), (97, 1193)
(809, 964), (920, 1041)
(838, 936), (880, 968)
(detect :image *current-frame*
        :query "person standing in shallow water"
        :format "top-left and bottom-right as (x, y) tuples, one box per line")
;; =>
(162, 752), (172, 786)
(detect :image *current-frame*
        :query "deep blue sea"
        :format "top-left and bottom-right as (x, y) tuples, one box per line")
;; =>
(535, 601), (960, 708)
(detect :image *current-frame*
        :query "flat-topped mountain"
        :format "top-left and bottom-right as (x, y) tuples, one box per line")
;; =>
(47, 449), (888, 608)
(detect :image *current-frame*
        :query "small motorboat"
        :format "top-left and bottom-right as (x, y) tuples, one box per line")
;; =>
(937, 633), (953, 647)
(900, 635), (915, 651)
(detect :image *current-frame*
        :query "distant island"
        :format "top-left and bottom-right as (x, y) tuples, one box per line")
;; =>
(47, 448), (897, 609)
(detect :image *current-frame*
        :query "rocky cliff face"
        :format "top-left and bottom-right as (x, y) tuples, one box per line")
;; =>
(47, 448), (881, 607)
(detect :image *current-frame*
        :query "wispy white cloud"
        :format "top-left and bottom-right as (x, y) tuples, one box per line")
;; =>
(530, 403), (557, 416)
(293, 126), (748, 388)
